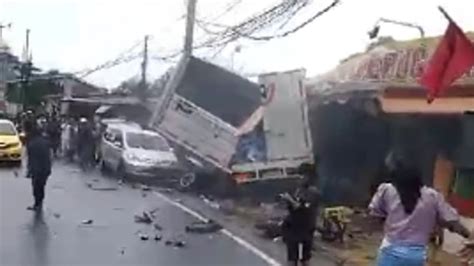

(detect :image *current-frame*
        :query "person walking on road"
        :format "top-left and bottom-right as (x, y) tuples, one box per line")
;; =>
(47, 115), (61, 158)
(369, 165), (473, 266)
(77, 117), (94, 171)
(281, 163), (320, 266)
(61, 118), (75, 161)
(25, 123), (52, 212)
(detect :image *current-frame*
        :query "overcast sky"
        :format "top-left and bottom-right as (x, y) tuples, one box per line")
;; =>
(1, 0), (473, 88)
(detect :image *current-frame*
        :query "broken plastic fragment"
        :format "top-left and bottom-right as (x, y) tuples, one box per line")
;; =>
(139, 233), (149, 241)
(174, 240), (186, 248)
(134, 212), (153, 224)
(140, 184), (151, 191)
(81, 219), (93, 225)
(185, 220), (222, 234)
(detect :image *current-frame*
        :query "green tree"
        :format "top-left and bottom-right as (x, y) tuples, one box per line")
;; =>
(6, 70), (63, 108)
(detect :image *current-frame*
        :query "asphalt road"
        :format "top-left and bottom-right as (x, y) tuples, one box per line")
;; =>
(0, 160), (271, 266)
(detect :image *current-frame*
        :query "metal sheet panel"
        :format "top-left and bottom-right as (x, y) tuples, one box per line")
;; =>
(259, 69), (313, 161)
(157, 94), (239, 171)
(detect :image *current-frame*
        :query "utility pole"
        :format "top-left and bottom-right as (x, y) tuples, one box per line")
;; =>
(148, 0), (197, 127)
(184, 0), (197, 57)
(21, 29), (31, 110)
(139, 35), (149, 100)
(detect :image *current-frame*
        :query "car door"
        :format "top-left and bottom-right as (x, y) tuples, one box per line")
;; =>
(109, 129), (124, 170)
(101, 128), (115, 167)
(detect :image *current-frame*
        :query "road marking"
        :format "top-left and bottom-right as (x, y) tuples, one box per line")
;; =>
(153, 191), (281, 266)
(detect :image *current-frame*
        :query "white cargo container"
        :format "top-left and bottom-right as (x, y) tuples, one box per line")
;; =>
(231, 69), (314, 183)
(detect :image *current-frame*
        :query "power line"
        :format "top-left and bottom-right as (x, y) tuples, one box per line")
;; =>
(243, 0), (340, 40)
(195, 0), (340, 44)
(73, 39), (144, 78)
(198, 0), (244, 22)
(78, 53), (141, 78)
(147, 0), (312, 61)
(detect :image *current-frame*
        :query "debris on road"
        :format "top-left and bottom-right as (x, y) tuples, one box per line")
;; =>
(134, 211), (153, 224)
(174, 240), (186, 248)
(119, 247), (126, 255)
(150, 207), (160, 215)
(255, 218), (283, 239)
(139, 233), (150, 241)
(53, 213), (61, 219)
(142, 192), (147, 198)
(153, 223), (163, 231)
(140, 184), (151, 191)
(200, 195), (220, 210)
(118, 179), (124, 186)
(92, 178), (100, 182)
(13, 170), (19, 178)
(185, 220), (222, 234)
(158, 188), (174, 194)
(81, 219), (93, 225)
(165, 239), (186, 248)
(88, 185), (119, 191)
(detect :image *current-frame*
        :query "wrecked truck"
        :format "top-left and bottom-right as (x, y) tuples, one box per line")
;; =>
(149, 56), (314, 189)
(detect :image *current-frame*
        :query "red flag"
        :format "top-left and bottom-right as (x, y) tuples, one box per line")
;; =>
(419, 20), (474, 102)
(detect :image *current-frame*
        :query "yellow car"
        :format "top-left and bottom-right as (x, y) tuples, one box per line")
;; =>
(0, 119), (22, 164)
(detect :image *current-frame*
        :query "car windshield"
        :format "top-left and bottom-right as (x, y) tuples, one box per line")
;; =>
(126, 132), (170, 151)
(0, 122), (16, 136)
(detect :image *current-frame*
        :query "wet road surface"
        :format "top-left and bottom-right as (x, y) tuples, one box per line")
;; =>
(0, 161), (271, 266)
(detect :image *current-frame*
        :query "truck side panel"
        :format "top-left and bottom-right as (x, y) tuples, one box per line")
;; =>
(156, 94), (239, 172)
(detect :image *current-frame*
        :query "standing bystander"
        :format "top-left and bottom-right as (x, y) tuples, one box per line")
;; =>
(25, 123), (52, 212)
(281, 163), (320, 266)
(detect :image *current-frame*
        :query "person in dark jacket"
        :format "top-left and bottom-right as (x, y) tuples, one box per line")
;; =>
(281, 163), (320, 266)
(26, 123), (52, 211)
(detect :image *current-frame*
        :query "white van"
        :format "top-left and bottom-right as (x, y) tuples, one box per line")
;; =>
(100, 124), (180, 179)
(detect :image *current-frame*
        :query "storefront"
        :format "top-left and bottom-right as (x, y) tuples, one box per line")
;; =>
(308, 34), (474, 211)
